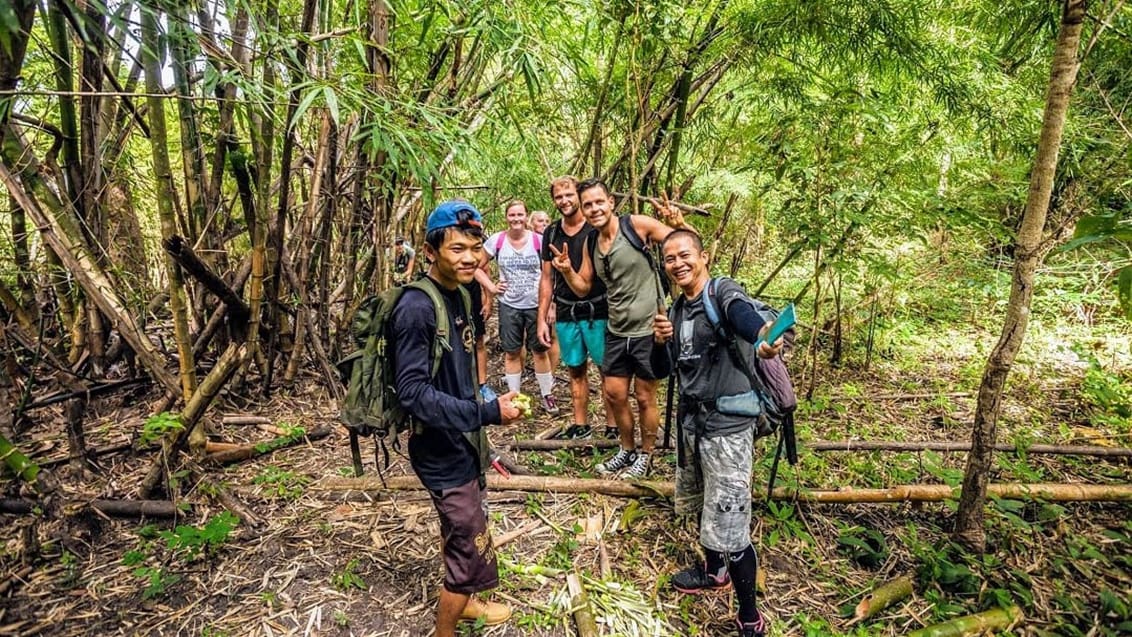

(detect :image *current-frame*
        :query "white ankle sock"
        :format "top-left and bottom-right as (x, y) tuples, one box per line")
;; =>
(504, 373), (522, 394)
(535, 372), (554, 397)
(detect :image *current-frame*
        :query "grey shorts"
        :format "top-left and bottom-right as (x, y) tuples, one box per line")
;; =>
(674, 426), (754, 553)
(498, 304), (548, 354)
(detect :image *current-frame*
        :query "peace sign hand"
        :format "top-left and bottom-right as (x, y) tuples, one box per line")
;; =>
(548, 243), (573, 274)
(651, 192), (686, 229)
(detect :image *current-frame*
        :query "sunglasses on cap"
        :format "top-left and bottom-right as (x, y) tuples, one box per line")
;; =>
(455, 208), (483, 229)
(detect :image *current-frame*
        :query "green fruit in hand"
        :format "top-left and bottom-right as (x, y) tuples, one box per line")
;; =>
(512, 393), (532, 418)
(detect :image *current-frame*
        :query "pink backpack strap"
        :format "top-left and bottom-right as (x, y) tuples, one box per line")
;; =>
(533, 232), (541, 253)
(494, 232), (506, 254)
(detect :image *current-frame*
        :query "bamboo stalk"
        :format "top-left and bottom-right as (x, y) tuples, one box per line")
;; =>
(314, 476), (1132, 503)
(222, 415), (273, 426)
(202, 425), (333, 466)
(0, 160), (181, 395)
(907, 606), (1022, 637)
(0, 432), (40, 484)
(851, 575), (914, 624)
(0, 498), (188, 518)
(510, 438), (1132, 458)
(566, 572), (599, 637)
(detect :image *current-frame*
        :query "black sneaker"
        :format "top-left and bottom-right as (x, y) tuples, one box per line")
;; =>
(670, 564), (731, 594)
(602, 426), (619, 440)
(736, 612), (767, 637)
(557, 424), (592, 440)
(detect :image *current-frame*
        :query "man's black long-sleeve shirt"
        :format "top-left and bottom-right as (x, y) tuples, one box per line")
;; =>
(390, 279), (501, 489)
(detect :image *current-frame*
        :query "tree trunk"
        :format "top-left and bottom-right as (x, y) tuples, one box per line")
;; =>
(953, 0), (1086, 552)
(140, 5), (198, 405)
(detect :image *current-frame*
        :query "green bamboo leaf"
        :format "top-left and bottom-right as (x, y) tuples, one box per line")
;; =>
(323, 86), (340, 126)
(291, 87), (323, 131)
(1118, 266), (1132, 322)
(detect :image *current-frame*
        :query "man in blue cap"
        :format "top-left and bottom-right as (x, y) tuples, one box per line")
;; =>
(389, 199), (522, 635)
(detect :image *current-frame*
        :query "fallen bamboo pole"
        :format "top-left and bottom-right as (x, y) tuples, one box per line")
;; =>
(314, 475), (1132, 503)
(907, 605), (1022, 637)
(202, 425), (333, 465)
(0, 498), (188, 518)
(510, 438), (1132, 458)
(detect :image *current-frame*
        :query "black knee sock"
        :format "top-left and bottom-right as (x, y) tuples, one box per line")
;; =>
(705, 548), (728, 581)
(728, 544), (759, 623)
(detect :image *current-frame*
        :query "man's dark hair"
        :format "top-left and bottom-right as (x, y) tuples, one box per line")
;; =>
(425, 226), (484, 251)
(577, 178), (610, 199)
(661, 228), (703, 252)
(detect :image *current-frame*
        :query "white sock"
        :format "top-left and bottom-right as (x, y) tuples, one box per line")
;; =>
(535, 372), (554, 397)
(504, 373), (522, 394)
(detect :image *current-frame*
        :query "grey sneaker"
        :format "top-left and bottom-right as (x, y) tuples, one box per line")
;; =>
(541, 394), (560, 415)
(623, 452), (650, 479)
(596, 448), (636, 475)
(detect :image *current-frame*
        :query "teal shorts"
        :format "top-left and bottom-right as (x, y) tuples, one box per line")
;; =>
(556, 319), (607, 368)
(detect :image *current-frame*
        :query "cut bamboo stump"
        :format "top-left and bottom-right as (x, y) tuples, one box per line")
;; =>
(314, 475), (1132, 503)
(851, 575), (914, 624)
(566, 572), (599, 637)
(907, 605), (1022, 636)
(510, 438), (1132, 458)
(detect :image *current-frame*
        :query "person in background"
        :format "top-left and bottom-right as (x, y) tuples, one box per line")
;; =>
(392, 236), (416, 285)
(651, 229), (781, 637)
(527, 210), (560, 370)
(529, 210), (551, 234)
(478, 200), (559, 414)
(390, 200), (523, 635)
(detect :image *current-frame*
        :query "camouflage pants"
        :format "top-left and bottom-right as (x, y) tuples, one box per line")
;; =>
(674, 427), (754, 553)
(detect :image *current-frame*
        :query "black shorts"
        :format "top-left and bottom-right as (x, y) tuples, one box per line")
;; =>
(601, 333), (660, 380)
(428, 477), (498, 594)
(498, 304), (548, 354)
(464, 281), (486, 338)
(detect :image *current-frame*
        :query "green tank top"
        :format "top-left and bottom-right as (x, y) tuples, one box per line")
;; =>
(594, 223), (661, 337)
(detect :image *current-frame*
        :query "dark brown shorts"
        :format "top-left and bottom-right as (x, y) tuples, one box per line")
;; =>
(428, 477), (498, 594)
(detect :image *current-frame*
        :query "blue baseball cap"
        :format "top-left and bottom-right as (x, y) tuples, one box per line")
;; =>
(426, 200), (484, 233)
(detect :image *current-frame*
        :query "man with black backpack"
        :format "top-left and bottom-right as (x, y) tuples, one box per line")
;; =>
(389, 200), (523, 636)
(651, 229), (787, 637)
(550, 178), (693, 478)
(537, 176), (613, 439)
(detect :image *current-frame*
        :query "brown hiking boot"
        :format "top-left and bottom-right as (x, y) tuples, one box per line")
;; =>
(459, 597), (511, 625)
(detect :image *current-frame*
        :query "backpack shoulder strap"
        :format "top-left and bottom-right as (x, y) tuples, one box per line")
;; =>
(544, 222), (558, 251)
(619, 215), (647, 253)
(702, 278), (723, 331)
(533, 232), (541, 253)
(406, 279), (452, 378)
(494, 232), (506, 254)
(704, 277), (760, 390)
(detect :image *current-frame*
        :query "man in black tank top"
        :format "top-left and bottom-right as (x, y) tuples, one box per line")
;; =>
(538, 176), (613, 439)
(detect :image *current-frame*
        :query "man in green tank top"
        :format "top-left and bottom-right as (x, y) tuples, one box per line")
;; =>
(549, 178), (694, 478)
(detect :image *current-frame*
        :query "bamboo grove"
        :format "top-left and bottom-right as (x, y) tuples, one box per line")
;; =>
(0, 0), (1130, 549)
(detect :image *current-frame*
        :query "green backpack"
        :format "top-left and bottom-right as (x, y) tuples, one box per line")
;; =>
(338, 278), (466, 477)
